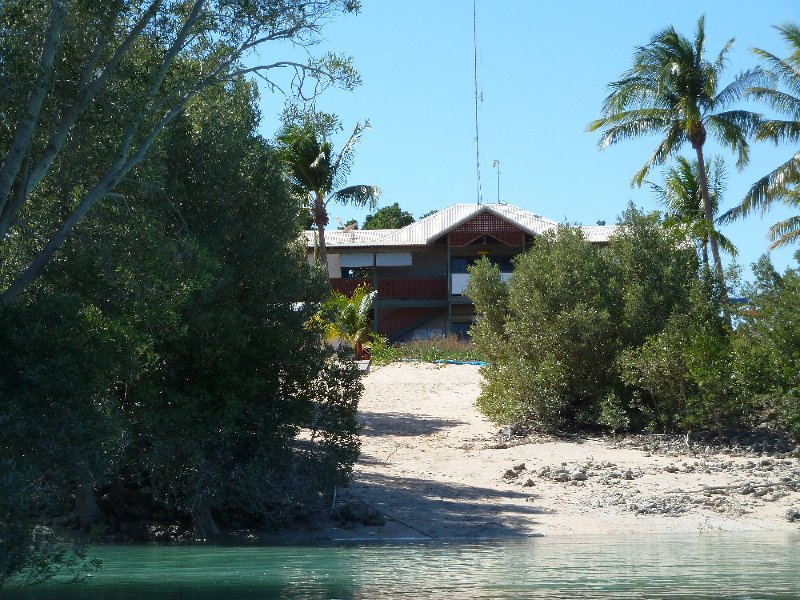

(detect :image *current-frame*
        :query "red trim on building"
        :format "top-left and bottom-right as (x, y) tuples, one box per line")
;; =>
(331, 278), (371, 296)
(331, 277), (447, 300)
(449, 212), (525, 247)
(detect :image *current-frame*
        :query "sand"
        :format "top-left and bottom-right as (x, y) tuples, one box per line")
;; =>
(319, 362), (800, 541)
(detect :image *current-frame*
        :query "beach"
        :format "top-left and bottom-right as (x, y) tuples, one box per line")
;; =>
(320, 362), (800, 540)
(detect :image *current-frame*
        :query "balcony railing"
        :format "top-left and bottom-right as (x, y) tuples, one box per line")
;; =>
(330, 277), (447, 300)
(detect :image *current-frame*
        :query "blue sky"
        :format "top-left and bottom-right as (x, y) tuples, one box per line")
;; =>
(256, 1), (799, 280)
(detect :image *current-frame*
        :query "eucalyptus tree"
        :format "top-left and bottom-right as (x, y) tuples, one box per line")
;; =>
(649, 155), (737, 270)
(0, 0), (361, 305)
(722, 23), (800, 248)
(587, 16), (761, 296)
(277, 113), (381, 267)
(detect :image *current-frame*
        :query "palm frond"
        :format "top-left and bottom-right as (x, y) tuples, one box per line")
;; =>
(768, 213), (800, 249)
(706, 112), (755, 169)
(756, 118), (800, 144)
(750, 48), (800, 96)
(714, 67), (768, 108)
(330, 120), (370, 191)
(590, 113), (673, 150)
(329, 184), (381, 209)
(713, 230), (738, 257)
(749, 87), (800, 120)
(722, 151), (800, 221)
(632, 124), (684, 186)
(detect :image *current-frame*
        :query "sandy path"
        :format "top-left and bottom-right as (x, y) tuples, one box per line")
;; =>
(328, 363), (800, 540)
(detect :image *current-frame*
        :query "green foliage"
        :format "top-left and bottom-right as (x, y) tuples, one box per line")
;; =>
(464, 257), (509, 364)
(469, 208), (718, 433)
(470, 226), (617, 429)
(732, 254), (800, 433)
(722, 23), (800, 248)
(319, 284), (377, 357)
(276, 112), (380, 265)
(363, 202), (414, 229)
(588, 16), (762, 295)
(469, 205), (799, 437)
(618, 278), (736, 433)
(0, 0), (361, 305)
(649, 156), (738, 266)
(370, 337), (485, 366)
(0, 76), (364, 582)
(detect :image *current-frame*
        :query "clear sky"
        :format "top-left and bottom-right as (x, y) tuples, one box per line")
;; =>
(255, 1), (799, 280)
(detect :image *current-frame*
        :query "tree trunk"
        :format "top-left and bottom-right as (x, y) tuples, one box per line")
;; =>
(700, 235), (709, 272)
(75, 463), (104, 533)
(192, 504), (220, 538)
(314, 192), (329, 268)
(693, 145), (729, 308)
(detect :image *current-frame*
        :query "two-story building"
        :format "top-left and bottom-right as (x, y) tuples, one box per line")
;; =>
(305, 203), (615, 342)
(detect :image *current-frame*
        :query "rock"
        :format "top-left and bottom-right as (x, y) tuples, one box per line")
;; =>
(786, 508), (800, 522)
(571, 471), (588, 482)
(513, 463), (527, 472)
(622, 469), (634, 480)
(554, 472), (570, 482)
(739, 484), (755, 495)
(664, 464), (678, 473)
(503, 469), (518, 479)
(522, 478), (535, 487)
(498, 423), (526, 441)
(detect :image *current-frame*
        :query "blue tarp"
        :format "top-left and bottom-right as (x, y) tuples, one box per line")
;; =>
(432, 359), (487, 366)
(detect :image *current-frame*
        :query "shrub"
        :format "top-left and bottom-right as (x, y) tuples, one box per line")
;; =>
(370, 336), (485, 365)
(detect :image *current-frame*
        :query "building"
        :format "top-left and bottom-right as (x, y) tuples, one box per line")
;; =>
(304, 203), (615, 342)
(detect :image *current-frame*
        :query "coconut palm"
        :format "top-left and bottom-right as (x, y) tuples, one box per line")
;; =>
(721, 23), (800, 249)
(277, 115), (381, 267)
(587, 16), (762, 295)
(649, 155), (737, 270)
(323, 285), (377, 359)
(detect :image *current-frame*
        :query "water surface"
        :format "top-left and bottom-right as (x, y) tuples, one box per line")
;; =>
(4, 532), (799, 599)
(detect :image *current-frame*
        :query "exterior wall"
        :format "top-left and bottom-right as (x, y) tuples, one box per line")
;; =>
(327, 253), (341, 278)
(308, 206), (613, 344)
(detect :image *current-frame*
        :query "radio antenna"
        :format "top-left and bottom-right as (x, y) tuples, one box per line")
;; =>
(473, 0), (482, 205)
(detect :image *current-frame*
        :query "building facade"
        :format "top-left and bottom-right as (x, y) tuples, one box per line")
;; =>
(305, 203), (615, 342)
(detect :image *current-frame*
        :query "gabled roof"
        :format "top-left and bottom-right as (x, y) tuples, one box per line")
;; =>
(304, 203), (616, 248)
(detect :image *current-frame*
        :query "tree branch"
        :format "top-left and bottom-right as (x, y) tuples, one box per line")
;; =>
(0, 0), (66, 219)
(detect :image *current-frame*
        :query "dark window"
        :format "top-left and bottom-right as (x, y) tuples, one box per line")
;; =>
(450, 256), (514, 274)
(450, 322), (472, 340)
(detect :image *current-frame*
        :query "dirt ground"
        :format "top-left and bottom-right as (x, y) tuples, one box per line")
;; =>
(292, 362), (800, 541)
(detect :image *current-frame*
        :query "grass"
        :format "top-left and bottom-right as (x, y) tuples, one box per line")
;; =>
(369, 336), (486, 365)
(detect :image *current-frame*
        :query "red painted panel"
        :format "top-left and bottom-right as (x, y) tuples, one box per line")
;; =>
(449, 212), (525, 247)
(330, 278), (371, 296)
(378, 277), (447, 299)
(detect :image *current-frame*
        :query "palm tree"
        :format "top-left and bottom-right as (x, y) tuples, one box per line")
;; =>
(649, 155), (737, 270)
(721, 23), (800, 249)
(277, 115), (381, 267)
(587, 16), (762, 295)
(323, 285), (377, 359)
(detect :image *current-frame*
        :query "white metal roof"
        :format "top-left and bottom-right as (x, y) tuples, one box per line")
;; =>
(303, 203), (616, 248)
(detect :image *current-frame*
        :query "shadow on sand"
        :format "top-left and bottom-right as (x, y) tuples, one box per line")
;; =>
(340, 470), (547, 540)
(358, 411), (468, 437)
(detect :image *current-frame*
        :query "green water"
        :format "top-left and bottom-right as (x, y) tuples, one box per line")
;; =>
(3, 532), (799, 599)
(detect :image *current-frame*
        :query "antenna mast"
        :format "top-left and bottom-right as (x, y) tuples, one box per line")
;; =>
(473, 0), (482, 205)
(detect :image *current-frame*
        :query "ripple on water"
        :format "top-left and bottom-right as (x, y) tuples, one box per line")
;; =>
(3, 532), (800, 599)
